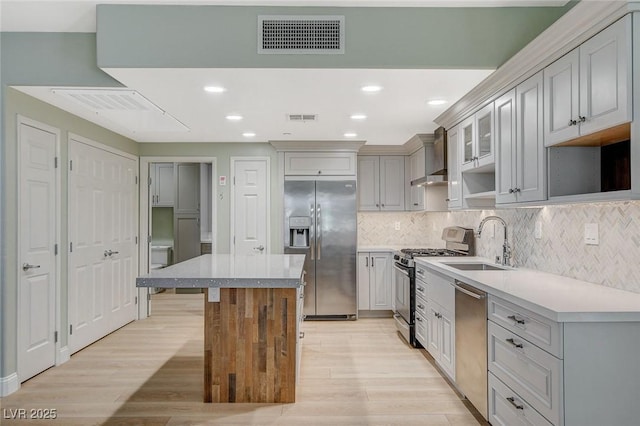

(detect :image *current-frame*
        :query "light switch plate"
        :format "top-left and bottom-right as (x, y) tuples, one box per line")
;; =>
(534, 221), (542, 239)
(584, 223), (599, 245)
(394, 222), (401, 231)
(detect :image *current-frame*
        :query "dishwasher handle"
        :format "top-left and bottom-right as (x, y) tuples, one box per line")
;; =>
(454, 280), (486, 300)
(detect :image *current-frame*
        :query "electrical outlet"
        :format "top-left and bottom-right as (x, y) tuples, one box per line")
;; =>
(394, 221), (401, 231)
(584, 223), (599, 245)
(534, 221), (542, 239)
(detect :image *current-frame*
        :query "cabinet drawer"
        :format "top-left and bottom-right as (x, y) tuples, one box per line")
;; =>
(420, 268), (454, 310)
(489, 373), (553, 426)
(489, 295), (563, 358)
(414, 310), (428, 348)
(415, 293), (428, 317)
(488, 321), (563, 426)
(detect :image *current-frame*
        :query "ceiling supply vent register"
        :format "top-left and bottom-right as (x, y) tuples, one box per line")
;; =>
(287, 114), (318, 122)
(258, 15), (345, 54)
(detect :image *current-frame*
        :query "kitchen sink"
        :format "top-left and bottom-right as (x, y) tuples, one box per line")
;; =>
(442, 262), (509, 271)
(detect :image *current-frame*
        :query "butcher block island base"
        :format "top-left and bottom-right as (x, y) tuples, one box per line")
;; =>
(136, 254), (306, 404)
(204, 287), (298, 403)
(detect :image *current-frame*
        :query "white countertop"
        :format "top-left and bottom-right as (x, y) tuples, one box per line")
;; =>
(415, 257), (640, 323)
(358, 246), (402, 252)
(137, 254), (306, 288)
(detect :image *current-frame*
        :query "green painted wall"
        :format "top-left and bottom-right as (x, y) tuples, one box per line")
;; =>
(97, 4), (575, 69)
(1, 88), (138, 377)
(139, 143), (282, 255)
(0, 32), (125, 380)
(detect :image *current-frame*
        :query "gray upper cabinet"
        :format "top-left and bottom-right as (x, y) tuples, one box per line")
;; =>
(357, 156), (405, 211)
(515, 72), (546, 203)
(544, 15), (632, 147)
(461, 103), (494, 172)
(175, 163), (200, 215)
(151, 163), (175, 207)
(496, 72), (546, 205)
(447, 125), (462, 210)
(409, 147), (426, 210)
(284, 152), (357, 176)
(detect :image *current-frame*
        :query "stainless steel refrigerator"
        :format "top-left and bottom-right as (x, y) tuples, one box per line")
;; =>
(284, 180), (357, 318)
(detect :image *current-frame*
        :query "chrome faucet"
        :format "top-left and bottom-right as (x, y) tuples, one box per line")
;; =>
(477, 216), (511, 266)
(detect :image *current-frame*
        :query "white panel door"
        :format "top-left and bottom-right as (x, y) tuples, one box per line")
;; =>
(69, 139), (137, 354)
(18, 121), (58, 382)
(233, 159), (268, 256)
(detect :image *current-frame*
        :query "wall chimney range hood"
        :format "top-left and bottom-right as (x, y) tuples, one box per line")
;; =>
(410, 127), (447, 187)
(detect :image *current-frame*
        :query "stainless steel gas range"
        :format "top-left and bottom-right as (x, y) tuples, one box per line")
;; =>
(393, 226), (475, 347)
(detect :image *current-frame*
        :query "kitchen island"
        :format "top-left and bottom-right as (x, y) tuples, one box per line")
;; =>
(136, 254), (306, 403)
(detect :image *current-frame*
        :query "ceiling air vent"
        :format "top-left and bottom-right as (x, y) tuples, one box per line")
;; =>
(287, 114), (318, 122)
(258, 15), (345, 54)
(51, 88), (188, 133)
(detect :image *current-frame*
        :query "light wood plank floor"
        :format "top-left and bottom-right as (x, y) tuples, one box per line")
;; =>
(1, 292), (485, 425)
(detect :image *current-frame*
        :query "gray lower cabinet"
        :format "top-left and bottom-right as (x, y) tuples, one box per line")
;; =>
(488, 295), (640, 426)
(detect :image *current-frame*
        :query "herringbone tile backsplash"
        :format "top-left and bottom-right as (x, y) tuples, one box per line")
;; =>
(358, 201), (640, 294)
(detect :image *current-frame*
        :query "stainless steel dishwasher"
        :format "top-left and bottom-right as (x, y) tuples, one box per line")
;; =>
(454, 279), (488, 420)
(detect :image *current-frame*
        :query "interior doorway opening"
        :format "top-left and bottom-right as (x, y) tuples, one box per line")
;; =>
(139, 157), (217, 317)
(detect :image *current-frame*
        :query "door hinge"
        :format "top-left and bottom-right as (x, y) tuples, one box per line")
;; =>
(148, 293), (151, 301)
(148, 177), (152, 186)
(135, 176), (138, 185)
(69, 160), (73, 171)
(54, 331), (58, 343)
(54, 157), (58, 168)
(69, 324), (73, 335)
(135, 236), (138, 245)
(70, 242), (73, 253)
(54, 244), (58, 255)
(135, 296), (138, 305)
(233, 176), (236, 185)
(148, 235), (152, 244)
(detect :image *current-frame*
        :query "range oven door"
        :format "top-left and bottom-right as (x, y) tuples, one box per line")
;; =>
(393, 261), (412, 328)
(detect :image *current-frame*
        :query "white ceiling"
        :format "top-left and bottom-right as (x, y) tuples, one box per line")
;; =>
(15, 68), (494, 144)
(4, 0), (567, 145)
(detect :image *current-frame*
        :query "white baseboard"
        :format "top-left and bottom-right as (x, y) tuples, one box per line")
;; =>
(57, 346), (70, 365)
(0, 373), (20, 397)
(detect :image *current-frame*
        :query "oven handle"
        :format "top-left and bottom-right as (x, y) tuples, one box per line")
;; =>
(393, 262), (410, 277)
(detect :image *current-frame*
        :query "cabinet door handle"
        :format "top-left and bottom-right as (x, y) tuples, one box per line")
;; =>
(416, 286), (425, 293)
(22, 263), (41, 271)
(365, 256), (368, 267)
(506, 397), (524, 410)
(509, 188), (514, 194)
(416, 269), (424, 276)
(579, 115), (586, 122)
(416, 316), (423, 322)
(417, 303), (425, 310)
(506, 337), (524, 349)
(507, 314), (526, 324)
(371, 257), (374, 267)
(568, 119), (577, 126)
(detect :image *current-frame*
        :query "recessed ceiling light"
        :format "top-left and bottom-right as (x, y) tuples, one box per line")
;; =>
(344, 132), (357, 138)
(361, 85), (382, 93)
(225, 114), (243, 121)
(350, 114), (367, 120)
(204, 86), (226, 93)
(242, 132), (256, 138)
(427, 99), (447, 106)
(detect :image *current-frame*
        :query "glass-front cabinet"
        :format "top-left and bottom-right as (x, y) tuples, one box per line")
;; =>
(461, 103), (495, 172)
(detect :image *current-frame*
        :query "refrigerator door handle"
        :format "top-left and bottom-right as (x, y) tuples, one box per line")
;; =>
(316, 204), (321, 260)
(310, 204), (315, 261)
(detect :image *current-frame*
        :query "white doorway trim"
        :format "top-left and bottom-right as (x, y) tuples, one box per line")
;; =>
(139, 156), (217, 319)
(16, 115), (63, 379)
(230, 156), (271, 256)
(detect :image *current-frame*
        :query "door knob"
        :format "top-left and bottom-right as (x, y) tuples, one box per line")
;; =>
(22, 263), (41, 271)
(104, 250), (120, 257)
(254, 245), (265, 252)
